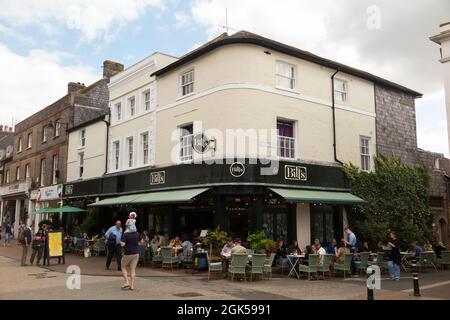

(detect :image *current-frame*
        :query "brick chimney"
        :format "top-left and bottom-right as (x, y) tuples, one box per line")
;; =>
(68, 82), (86, 93)
(103, 60), (124, 78)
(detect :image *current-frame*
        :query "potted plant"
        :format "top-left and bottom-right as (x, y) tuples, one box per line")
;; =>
(203, 228), (228, 257)
(247, 231), (276, 255)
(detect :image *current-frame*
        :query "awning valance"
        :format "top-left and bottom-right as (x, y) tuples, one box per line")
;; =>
(269, 188), (366, 205)
(88, 188), (210, 207)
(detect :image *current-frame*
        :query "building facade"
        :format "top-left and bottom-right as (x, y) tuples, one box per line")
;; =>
(63, 31), (425, 248)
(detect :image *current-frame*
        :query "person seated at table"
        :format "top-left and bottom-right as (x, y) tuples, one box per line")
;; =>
(313, 239), (326, 264)
(221, 238), (234, 258)
(179, 236), (193, 264)
(231, 238), (247, 254)
(434, 241), (446, 259)
(153, 231), (166, 246)
(288, 240), (302, 255)
(335, 240), (350, 264)
(360, 241), (370, 253)
(409, 241), (423, 260)
(304, 245), (314, 261)
(326, 239), (338, 255)
(141, 230), (150, 247)
(169, 235), (182, 248)
(423, 241), (433, 252)
(274, 240), (289, 265)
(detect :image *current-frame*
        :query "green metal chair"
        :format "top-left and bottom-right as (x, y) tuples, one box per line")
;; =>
(263, 253), (276, 279)
(161, 246), (178, 271)
(436, 251), (450, 270)
(246, 249), (254, 255)
(417, 251), (438, 271)
(206, 251), (224, 281)
(298, 254), (319, 280)
(150, 243), (162, 267)
(248, 254), (266, 281)
(317, 254), (333, 279)
(229, 253), (248, 281)
(334, 253), (353, 278)
(374, 252), (388, 273)
(355, 252), (370, 275)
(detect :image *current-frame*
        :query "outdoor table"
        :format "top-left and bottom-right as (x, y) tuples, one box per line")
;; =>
(287, 255), (304, 279)
(400, 252), (410, 272)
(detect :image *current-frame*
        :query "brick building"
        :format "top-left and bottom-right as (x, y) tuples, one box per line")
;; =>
(0, 61), (123, 235)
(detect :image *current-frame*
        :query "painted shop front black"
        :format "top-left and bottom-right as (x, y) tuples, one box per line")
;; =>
(62, 159), (364, 244)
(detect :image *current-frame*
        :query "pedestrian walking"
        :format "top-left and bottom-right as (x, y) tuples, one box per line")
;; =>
(20, 224), (33, 266)
(387, 231), (401, 281)
(3, 223), (12, 246)
(105, 221), (123, 271)
(30, 228), (45, 265)
(343, 227), (358, 276)
(120, 229), (142, 290)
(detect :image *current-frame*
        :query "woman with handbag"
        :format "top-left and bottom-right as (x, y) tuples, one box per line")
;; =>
(30, 228), (45, 265)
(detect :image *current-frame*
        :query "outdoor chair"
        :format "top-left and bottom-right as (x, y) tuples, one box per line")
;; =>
(246, 249), (254, 255)
(298, 254), (319, 280)
(181, 250), (194, 270)
(206, 251), (224, 281)
(229, 253), (248, 281)
(247, 254), (266, 281)
(317, 254), (333, 279)
(161, 246), (179, 271)
(92, 241), (106, 256)
(263, 253), (276, 279)
(334, 253), (353, 278)
(355, 252), (370, 275)
(74, 238), (84, 255)
(138, 245), (151, 266)
(437, 250), (450, 270)
(417, 251), (438, 272)
(373, 252), (388, 273)
(150, 243), (162, 267)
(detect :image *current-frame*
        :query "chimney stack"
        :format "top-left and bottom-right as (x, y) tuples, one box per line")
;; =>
(103, 60), (124, 79)
(68, 82), (86, 94)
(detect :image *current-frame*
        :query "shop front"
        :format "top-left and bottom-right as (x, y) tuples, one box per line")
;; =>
(63, 159), (365, 247)
(0, 178), (31, 236)
(29, 184), (63, 232)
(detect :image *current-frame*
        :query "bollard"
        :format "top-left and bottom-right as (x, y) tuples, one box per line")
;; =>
(411, 259), (421, 297)
(367, 269), (375, 300)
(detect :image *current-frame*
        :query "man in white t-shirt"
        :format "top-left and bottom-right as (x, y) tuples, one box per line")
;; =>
(314, 239), (326, 264)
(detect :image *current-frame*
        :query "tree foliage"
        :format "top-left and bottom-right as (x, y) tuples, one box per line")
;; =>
(343, 156), (434, 249)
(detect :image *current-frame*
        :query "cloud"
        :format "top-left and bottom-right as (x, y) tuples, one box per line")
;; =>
(189, 0), (450, 156)
(0, 43), (99, 124)
(0, 0), (165, 42)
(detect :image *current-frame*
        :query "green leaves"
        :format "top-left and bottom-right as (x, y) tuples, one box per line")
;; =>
(343, 156), (434, 249)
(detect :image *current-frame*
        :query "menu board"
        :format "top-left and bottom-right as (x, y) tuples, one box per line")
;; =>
(47, 231), (63, 258)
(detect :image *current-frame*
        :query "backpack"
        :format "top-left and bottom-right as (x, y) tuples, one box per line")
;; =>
(106, 233), (117, 246)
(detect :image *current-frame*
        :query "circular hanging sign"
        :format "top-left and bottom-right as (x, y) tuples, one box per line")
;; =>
(230, 162), (245, 178)
(192, 133), (210, 154)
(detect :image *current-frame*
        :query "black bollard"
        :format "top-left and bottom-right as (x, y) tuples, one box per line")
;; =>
(367, 268), (375, 300)
(411, 259), (421, 297)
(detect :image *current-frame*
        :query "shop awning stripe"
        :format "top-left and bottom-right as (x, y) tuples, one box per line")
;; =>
(87, 194), (144, 207)
(269, 188), (366, 205)
(130, 188), (210, 204)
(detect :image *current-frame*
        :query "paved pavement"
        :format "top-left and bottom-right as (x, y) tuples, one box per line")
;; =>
(1, 241), (449, 300)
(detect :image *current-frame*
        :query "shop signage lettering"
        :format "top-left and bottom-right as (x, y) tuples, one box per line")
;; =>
(150, 171), (166, 185)
(65, 184), (74, 195)
(284, 165), (307, 181)
(39, 185), (62, 201)
(192, 133), (210, 154)
(230, 162), (245, 178)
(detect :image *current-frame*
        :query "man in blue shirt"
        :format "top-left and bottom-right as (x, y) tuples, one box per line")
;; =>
(344, 227), (358, 276)
(410, 241), (423, 260)
(105, 221), (123, 271)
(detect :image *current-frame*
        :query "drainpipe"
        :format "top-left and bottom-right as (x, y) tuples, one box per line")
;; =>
(331, 69), (344, 165)
(102, 110), (110, 176)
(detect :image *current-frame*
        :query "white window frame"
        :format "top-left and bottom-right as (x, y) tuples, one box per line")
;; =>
(360, 136), (371, 172)
(25, 163), (30, 179)
(27, 132), (32, 149)
(334, 78), (348, 102)
(55, 120), (61, 137)
(78, 152), (84, 179)
(52, 155), (59, 184)
(115, 102), (122, 121)
(143, 90), (151, 111)
(276, 119), (297, 160)
(126, 136), (134, 168)
(179, 124), (193, 162)
(79, 129), (86, 147)
(275, 61), (297, 91)
(40, 159), (46, 186)
(5, 170), (10, 184)
(42, 126), (48, 143)
(112, 141), (120, 171)
(18, 137), (23, 153)
(128, 96), (136, 117)
(141, 132), (149, 166)
(179, 69), (195, 97)
(15, 166), (20, 181)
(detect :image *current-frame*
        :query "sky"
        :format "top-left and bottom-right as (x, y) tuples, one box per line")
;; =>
(0, 0), (449, 156)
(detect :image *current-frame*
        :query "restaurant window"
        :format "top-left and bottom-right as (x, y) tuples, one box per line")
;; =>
(143, 90), (151, 111)
(276, 61), (297, 90)
(115, 103), (122, 121)
(141, 132), (149, 165)
(42, 126), (48, 143)
(127, 137), (134, 168)
(262, 212), (289, 242)
(17, 137), (23, 152)
(113, 141), (120, 171)
(54, 120), (61, 137)
(78, 153), (84, 178)
(15, 166), (20, 181)
(179, 69), (194, 97)
(79, 129), (86, 147)
(27, 132), (32, 149)
(5, 170), (10, 184)
(25, 163), (31, 179)
(334, 78), (348, 102)
(277, 120), (295, 159)
(128, 96), (136, 117)
(360, 136), (371, 171)
(179, 124), (193, 162)
(52, 155), (59, 184)
(40, 159), (46, 186)
(310, 205), (339, 246)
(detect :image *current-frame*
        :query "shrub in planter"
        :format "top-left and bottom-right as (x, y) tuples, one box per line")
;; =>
(247, 231), (276, 254)
(202, 228), (228, 256)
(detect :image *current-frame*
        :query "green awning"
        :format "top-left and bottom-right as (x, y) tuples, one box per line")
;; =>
(88, 194), (143, 207)
(44, 206), (87, 213)
(269, 188), (366, 205)
(32, 207), (53, 215)
(130, 188), (210, 204)
(88, 188), (210, 207)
